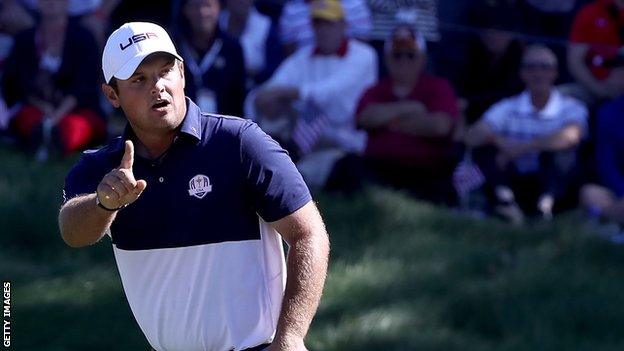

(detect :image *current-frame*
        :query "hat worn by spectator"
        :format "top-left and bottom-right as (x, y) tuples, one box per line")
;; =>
(310, 0), (345, 21)
(102, 22), (183, 84)
(385, 24), (427, 54)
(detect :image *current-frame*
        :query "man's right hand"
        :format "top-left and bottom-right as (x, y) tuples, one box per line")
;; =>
(96, 140), (147, 210)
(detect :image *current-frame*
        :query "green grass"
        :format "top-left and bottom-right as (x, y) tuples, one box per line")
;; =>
(2, 146), (624, 350)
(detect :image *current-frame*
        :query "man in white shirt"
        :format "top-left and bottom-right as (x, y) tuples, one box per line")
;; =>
(465, 44), (588, 223)
(251, 0), (377, 190)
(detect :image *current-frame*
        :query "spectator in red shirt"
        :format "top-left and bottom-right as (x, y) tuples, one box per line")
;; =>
(356, 24), (461, 204)
(567, 0), (624, 103)
(3, 0), (105, 160)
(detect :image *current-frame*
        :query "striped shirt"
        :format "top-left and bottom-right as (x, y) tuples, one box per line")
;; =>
(279, 0), (372, 48)
(366, 0), (440, 42)
(483, 89), (588, 173)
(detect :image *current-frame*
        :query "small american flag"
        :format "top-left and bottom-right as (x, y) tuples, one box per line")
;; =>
(452, 152), (485, 196)
(291, 100), (329, 157)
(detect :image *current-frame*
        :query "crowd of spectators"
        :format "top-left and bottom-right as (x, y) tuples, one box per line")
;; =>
(4, 0), (624, 234)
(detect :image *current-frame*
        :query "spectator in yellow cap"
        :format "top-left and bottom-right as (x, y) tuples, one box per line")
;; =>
(279, 0), (371, 56)
(249, 0), (377, 191)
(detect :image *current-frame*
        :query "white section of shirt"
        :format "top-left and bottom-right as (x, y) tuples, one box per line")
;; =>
(112, 221), (285, 351)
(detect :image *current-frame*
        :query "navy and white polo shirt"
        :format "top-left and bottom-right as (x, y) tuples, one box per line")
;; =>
(63, 99), (312, 351)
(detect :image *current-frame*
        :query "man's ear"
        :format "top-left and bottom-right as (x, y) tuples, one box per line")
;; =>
(101, 83), (121, 108)
(178, 60), (185, 89)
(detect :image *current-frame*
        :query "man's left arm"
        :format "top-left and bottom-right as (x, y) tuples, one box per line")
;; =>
(500, 124), (584, 160)
(530, 123), (583, 151)
(267, 201), (330, 351)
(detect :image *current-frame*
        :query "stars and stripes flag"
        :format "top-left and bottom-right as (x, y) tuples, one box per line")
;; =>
(452, 151), (485, 196)
(291, 100), (329, 157)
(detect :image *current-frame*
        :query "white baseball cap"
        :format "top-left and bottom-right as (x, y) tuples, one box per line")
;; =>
(102, 22), (183, 83)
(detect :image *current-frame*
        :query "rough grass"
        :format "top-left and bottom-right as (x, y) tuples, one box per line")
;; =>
(2, 146), (624, 350)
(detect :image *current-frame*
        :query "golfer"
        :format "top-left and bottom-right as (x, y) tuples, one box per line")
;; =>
(58, 22), (329, 351)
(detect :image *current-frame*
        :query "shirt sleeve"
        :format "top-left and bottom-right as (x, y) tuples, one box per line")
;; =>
(240, 122), (312, 222)
(482, 99), (509, 133)
(62, 152), (107, 204)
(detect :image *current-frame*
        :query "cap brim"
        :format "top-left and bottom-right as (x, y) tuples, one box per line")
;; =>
(112, 50), (184, 82)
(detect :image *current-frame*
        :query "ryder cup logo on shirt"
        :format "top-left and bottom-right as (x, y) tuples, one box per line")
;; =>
(188, 174), (212, 199)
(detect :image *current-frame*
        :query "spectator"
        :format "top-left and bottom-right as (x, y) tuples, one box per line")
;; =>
(465, 45), (588, 223)
(580, 95), (624, 225)
(219, 0), (282, 88)
(459, 1), (525, 124)
(517, 0), (580, 83)
(22, 0), (121, 46)
(366, 0), (440, 76)
(251, 0), (377, 190)
(0, 0), (34, 136)
(3, 0), (105, 159)
(367, 0), (439, 43)
(279, 0), (371, 56)
(356, 24), (460, 204)
(567, 0), (624, 104)
(177, 0), (246, 115)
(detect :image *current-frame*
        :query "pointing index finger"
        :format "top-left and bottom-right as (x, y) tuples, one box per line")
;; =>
(119, 140), (134, 170)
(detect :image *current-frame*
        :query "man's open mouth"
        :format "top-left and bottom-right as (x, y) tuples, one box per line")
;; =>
(152, 100), (170, 109)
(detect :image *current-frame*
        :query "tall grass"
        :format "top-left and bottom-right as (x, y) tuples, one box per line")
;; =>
(2, 146), (624, 350)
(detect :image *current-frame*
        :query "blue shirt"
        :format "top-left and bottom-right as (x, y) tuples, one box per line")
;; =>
(597, 96), (624, 197)
(62, 99), (311, 350)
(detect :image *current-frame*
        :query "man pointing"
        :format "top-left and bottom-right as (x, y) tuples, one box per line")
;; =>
(97, 140), (147, 211)
(58, 22), (330, 351)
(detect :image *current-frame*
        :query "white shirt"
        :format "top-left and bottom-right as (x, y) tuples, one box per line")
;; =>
(483, 89), (588, 172)
(254, 39), (377, 154)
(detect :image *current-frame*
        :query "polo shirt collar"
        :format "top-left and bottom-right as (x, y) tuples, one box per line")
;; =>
(517, 89), (562, 119)
(179, 97), (203, 142)
(108, 97), (203, 154)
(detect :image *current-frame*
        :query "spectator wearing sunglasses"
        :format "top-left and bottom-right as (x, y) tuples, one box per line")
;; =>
(356, 24), (461, 204)
(465, 45), (588, 223)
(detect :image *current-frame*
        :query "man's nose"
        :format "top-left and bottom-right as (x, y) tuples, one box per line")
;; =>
(150, 76), (165, 95)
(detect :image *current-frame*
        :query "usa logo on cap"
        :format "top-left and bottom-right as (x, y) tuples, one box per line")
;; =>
(188, 174), (212, 199)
